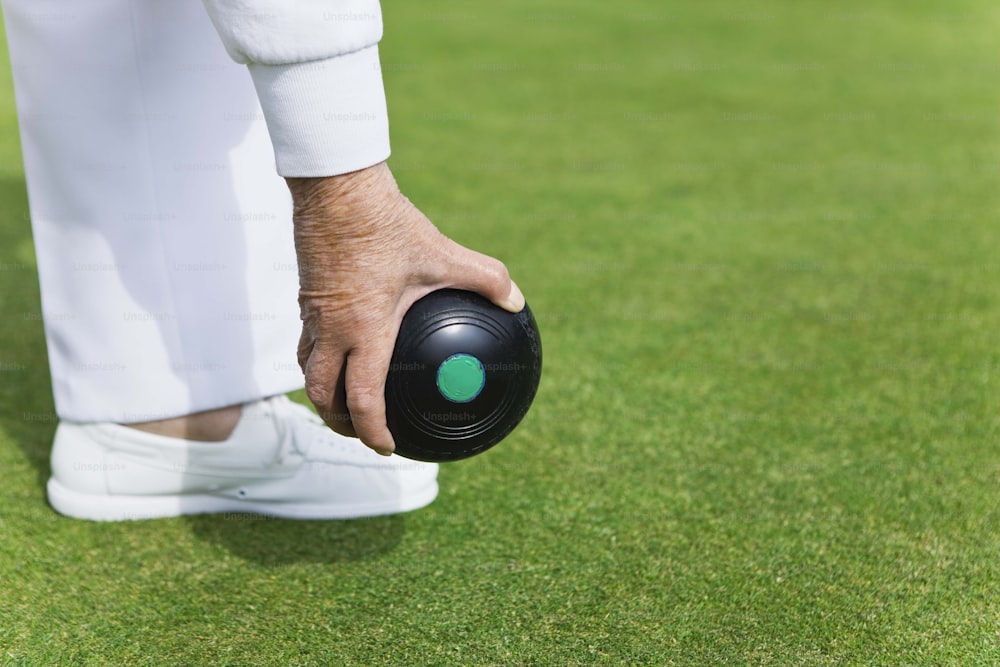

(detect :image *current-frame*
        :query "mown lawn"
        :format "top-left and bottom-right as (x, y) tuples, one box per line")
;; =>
(2, 1), (999, 664)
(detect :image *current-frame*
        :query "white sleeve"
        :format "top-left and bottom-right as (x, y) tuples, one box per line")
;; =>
(201, 0), (390, 177)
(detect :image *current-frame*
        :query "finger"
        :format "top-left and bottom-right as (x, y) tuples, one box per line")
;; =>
(296, 328), (315, 372)
(343, 343), (396, 456)
(303, 345), (355, 437)
(327, 366), (357, 438)
(442, 244), (525, 313)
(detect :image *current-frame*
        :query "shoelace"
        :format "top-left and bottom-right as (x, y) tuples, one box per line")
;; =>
(265, 395), (387, 466)
(266, 395), (312, 465)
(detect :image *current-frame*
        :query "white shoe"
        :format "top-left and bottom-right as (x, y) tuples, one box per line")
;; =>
(46, 395), (438, 521)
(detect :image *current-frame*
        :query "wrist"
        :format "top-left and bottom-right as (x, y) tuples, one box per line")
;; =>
(286, 162), (397, 219)
(287, 163), (409, 292)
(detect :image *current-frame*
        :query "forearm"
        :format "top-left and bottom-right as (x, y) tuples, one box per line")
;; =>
(200, 0), (390, 176)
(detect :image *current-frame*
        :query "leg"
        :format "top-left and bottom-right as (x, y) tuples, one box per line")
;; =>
(1, 0), (439, 521)
(3, 0), (303, 423)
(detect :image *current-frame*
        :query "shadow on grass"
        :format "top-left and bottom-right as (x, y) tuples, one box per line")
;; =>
(0, 175), (56, 495)
(185, 513), (406, 565)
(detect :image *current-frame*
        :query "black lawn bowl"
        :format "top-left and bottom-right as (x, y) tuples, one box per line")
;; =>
(385, 289), (542, 462)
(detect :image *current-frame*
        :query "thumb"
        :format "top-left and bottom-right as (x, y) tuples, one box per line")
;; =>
(500, 279), (526, 313)
(443, 245), (525, 313)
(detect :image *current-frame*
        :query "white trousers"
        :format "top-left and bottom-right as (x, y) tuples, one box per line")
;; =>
(3, 0), (304, 422)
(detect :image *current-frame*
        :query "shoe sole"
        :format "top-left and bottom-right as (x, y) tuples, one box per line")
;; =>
(47, 477), (439, 522)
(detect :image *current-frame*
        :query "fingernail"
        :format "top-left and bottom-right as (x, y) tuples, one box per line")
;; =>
(376, 439), (395, 457)
(505, 280), (526, 313)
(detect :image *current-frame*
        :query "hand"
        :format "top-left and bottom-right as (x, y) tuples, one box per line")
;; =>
(287, 162), (524, 455)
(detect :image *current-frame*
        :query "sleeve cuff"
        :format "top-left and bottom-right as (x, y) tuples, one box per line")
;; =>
(247, 44), (391, 177)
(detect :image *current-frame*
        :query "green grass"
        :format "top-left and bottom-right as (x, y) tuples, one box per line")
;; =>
(3, 0), (1000, 664)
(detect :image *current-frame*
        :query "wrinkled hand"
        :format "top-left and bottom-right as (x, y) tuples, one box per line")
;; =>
(287, 162), (524, 455)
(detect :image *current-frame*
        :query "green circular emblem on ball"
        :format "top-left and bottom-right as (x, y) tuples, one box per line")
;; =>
(436, 353), (486, 403)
